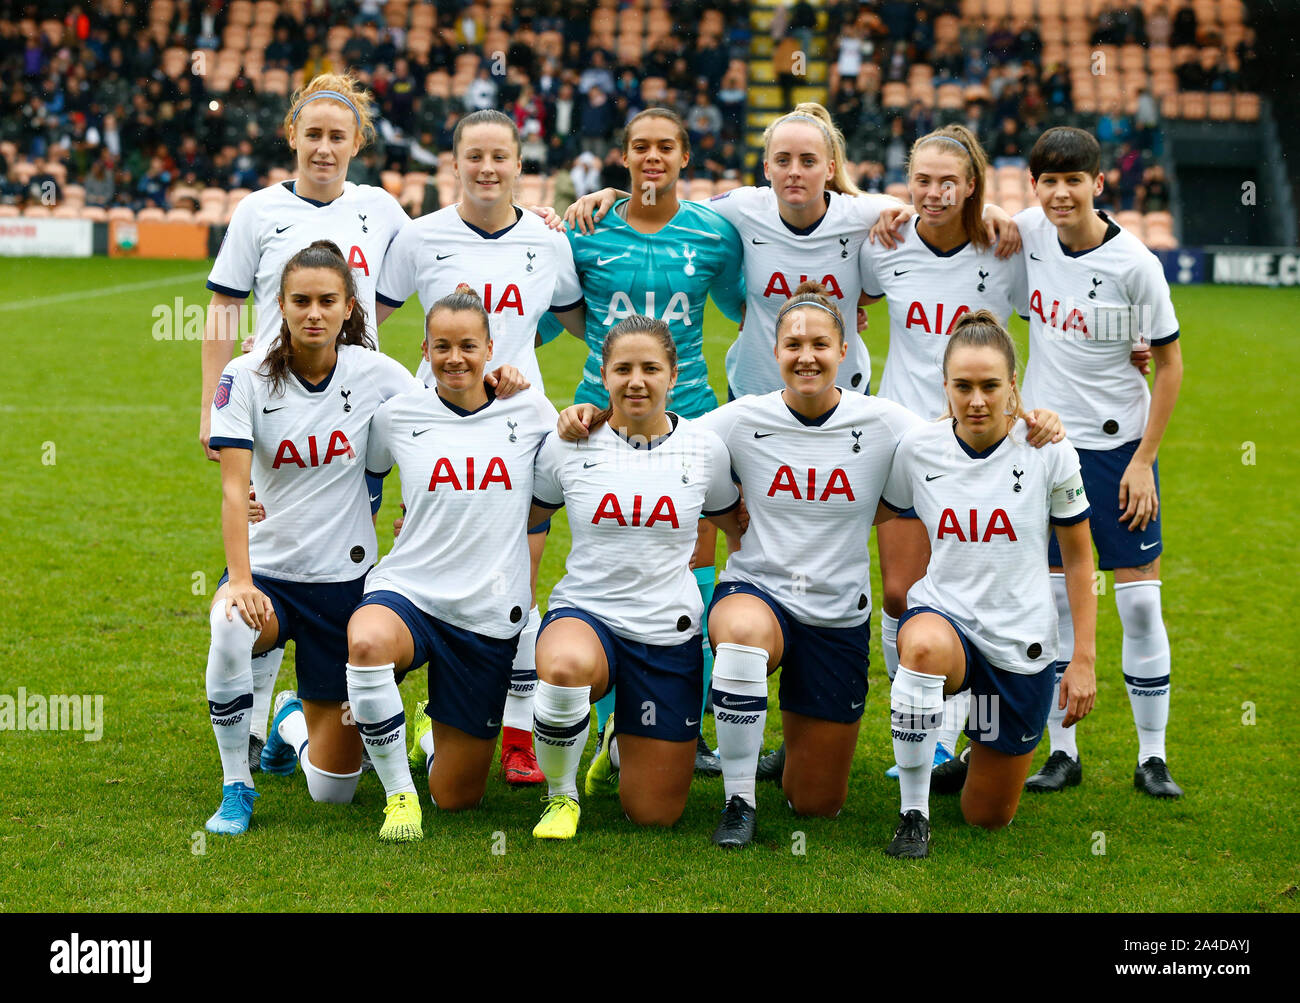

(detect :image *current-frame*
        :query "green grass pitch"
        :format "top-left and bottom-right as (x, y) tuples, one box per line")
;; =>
(0, 257), (1296, 912)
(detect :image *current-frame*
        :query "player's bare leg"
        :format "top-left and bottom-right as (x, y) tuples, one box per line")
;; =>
(429, 722), (497, 810)
(782, 712), (859, 817)
(692, 520), (721, 775)
(617, 734), (695, 826)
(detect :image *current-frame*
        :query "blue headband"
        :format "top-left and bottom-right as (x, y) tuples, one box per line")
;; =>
(292, 90), (362, 127)
(777, 299), (845, 337)
(927, 135), (972, 158)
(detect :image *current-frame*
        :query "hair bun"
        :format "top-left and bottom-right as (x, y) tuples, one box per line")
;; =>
(793, 279), (829, 297)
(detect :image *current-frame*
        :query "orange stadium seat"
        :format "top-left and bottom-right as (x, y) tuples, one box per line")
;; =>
(51, 205), (79, 218)
(79, 206), (109, 222)
(106, 207), (135, 222)
(22, 204), (52, 217)
(1180, 92), (1208, 119)
(1235, 93), (1260, 121)
(0, 205), (20, 217)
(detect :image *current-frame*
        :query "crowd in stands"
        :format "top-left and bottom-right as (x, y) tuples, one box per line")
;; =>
(0, 0), (751, 214)
(0, 0), (1260, 241)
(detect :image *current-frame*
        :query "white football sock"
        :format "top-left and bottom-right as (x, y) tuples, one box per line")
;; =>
(1115, 580), (1171, 764)
(206, 603), (257, 787)
(249, 647), (284, 741)
(503, 606), (540, 732)
(935, 689), (969, 756)
(608, 734), (620, 769)
(712, 642), (769, 807)
(532, 680), (591, 798)
(881, 612), (901, 681)
(276, 702), (309, 761)
(891, 666), (945, 817)
(346, 662), (415, 797)
(302, 748), (361, 804)
(1046, 573), (1079, 759)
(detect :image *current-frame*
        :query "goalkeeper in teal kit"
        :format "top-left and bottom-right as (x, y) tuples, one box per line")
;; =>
(537, 108), (746, 783)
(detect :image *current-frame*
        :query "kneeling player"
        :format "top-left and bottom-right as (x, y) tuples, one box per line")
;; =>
(344, 289), (554, 842)
(202, 241), (421, 834)
(880, 311), (1097, 858)
(528, 317), (743, 839)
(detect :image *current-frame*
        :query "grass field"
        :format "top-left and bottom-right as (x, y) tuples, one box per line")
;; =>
(1, 257), (1297, 912)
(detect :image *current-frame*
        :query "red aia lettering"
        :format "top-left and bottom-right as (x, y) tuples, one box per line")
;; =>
(271, 432), (354, 469)
(904, 302), (971, 334)
(762, 273), (844, 299)
(935, 508), (1018, 542)
(348, 245), (370, 275)
(766, 465), (855, 501)
(427, 456), (512, 491)
(483, 282), (524, 315)
(591, 493), (680, 527)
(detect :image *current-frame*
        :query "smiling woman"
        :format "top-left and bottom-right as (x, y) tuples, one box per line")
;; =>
(199, 74), (413, 754)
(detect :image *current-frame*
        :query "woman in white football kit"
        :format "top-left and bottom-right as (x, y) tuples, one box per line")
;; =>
(203, 241), (422, 835)
(374, 110), (586, 788)
(879, 311), (1098, 859)
(344, 289), (557, 843)
(527, 317), (744, 840)
(693, 283), (923, 848)
(199, 73), (411, 765)
(861, 125), (1038, 781)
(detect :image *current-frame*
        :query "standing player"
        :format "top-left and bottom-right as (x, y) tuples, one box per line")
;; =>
(1015, 127), (1184, 798)
(202, 241), (421, 834)
(859, 125), (1027, 783)
(343, 288), (557, 843)
(527, 317), (743, 840)
(544, 107), (746, 776)
(880, 311), (1097, 858)
(199, 74), (410, 767)
(374, 109), (585, 787)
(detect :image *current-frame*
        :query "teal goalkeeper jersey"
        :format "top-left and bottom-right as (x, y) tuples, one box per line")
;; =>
(564, 198), (745, 417)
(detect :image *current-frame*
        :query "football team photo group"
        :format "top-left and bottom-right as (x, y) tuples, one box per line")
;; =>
(2, 0), (1296, 937)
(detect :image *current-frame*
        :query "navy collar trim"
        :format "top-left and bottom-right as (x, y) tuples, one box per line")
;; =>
(614, 411), (679, 450)
(915, 217), (969, 258)
(951, 419), (1006, 459)
(436, 384), (496, 416)
(283, 180), (337, 208)
(1058, 210), (1121, 258)
(779, 192), (831, 236)
(460, 206), (524, 239)
(294, 360), (338, 393)
(785, 393), (840, 426)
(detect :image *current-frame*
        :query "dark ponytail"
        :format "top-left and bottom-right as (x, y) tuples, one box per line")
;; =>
(262, 239), (371, 395)
(589, 314), (677, 433)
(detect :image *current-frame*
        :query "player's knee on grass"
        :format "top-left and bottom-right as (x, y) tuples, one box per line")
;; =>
(621, 795), (685, 828)
(429, 773), (487, 812)
(784, 768), (847, 818)
(961, 798), (1016, 831)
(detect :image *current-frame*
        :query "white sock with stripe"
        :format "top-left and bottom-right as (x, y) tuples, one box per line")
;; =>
(532, 681), (591, 798)
(249, 647), (283, 742)
(346, 662), (415, 797)
(1115, 580), (1171, 764)
(503, 606), (540, 732)
(206, 604), (257, 787)
(891, 666), (945, 817)
(1045, 573), (1079, 759)
(712, 642), (769, 807)
(881, 612), (901, 681)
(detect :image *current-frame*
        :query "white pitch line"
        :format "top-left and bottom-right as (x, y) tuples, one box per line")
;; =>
(0, 270), (212, 312)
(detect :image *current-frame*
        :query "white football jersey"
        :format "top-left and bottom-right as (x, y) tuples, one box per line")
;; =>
(695, 391), (923, 628)
(207, 181), (410, 364)
(533, 417), (739, 646)
(883, 419), (1091, 674)
(208, 344), (422, 582)
(704, 187), (894, 397)
(375, 205), (583, 393)
(860, 215), (1028, 420)
(1015, 206), (1180, 450)
(363, 386), (558, 638)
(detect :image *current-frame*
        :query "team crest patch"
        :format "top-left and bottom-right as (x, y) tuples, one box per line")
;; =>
(214, 373), (233, 409)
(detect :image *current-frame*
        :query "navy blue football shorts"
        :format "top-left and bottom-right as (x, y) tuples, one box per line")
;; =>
(539, 607), (703, 742)
(356, 590), (518, 739)
(1048, 438), (1160, 571)
(218, 569), (367, 702)
(897, 605), (1054, 757)
(709, 580), (871, 724)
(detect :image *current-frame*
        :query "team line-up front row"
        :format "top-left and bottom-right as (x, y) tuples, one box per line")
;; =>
(199, 85), (1184, 858)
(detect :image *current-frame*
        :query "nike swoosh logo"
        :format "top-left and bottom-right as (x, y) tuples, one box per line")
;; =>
(1139, 541), (1160, 550)
(369, 494), (381, 504)
(486, 719), (501, 728)
(719, 695), (746, 707)
(850, 700), (864, 709)
(435, 253), (456, 260)
(1029, 252), (1042, 261)
(412, 428), (432, 437)
(893, 269), (910, 276)
(583, 460), (600, 468)
(685, 718), (699, 727)
(925, 473), (944, 481)
(1020, 732), (1039, 743)
(262, 406), (284, 413)
(753, 431), (775, 439)
(596, 253), (630, 266)
(275, 225), (293, 233)
(751, 238), (769, 245)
